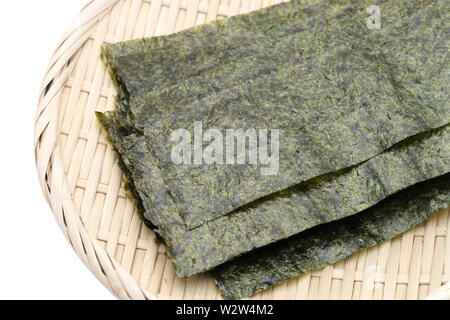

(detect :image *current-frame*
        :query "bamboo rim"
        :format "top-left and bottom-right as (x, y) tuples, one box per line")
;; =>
(34, 0), (450, 300)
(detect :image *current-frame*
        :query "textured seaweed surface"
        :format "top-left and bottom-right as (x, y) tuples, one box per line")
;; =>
(213, 174), (450, 299)
(102, 0), (317, 99)
(96, 0), (450, 278)
(98, 110), (450, 276)
(103, 0), (450, 228)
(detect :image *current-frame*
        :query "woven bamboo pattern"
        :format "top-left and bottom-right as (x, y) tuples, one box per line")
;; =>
(34, 0), (450, 300)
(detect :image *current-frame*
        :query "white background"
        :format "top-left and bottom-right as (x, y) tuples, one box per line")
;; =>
(0, 0), (115, 299)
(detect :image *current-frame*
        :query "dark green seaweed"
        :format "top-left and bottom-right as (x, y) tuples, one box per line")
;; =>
(102, 0), (318, 99)
(108, 0), (448, 123)
(108, 0), (450, 228)
(98, 110), (450, 276)
(97, 0), (450, 278)
(212, 173), (450, 299)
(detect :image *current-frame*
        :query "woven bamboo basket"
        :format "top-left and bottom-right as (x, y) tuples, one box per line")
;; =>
(34, 0), (450, 300)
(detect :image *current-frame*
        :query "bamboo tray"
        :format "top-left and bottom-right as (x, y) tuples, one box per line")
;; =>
(34, 0), (450, 300)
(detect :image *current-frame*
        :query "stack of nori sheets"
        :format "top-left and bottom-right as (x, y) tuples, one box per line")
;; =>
(97, 0), (450, 299)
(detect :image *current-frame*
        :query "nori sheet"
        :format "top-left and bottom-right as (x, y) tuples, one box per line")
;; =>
(103, 0), (450, 228)
(105, 0), (338, 132)
(212, 173), (450, 299)
(107, 0), (449, 117)
(102, 0), (317, 99)
(98, 110), (450, 276)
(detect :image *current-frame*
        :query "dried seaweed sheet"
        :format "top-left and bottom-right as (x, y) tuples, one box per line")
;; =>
(104, 0), (450, 228)
(107, 0), (448, 121)
(106, 0), (336, 131)
(97, 0), (450, 277)
(98, 110), (450, 276)
(102, 0), (317, 99)
(212, 173), (450, 299)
